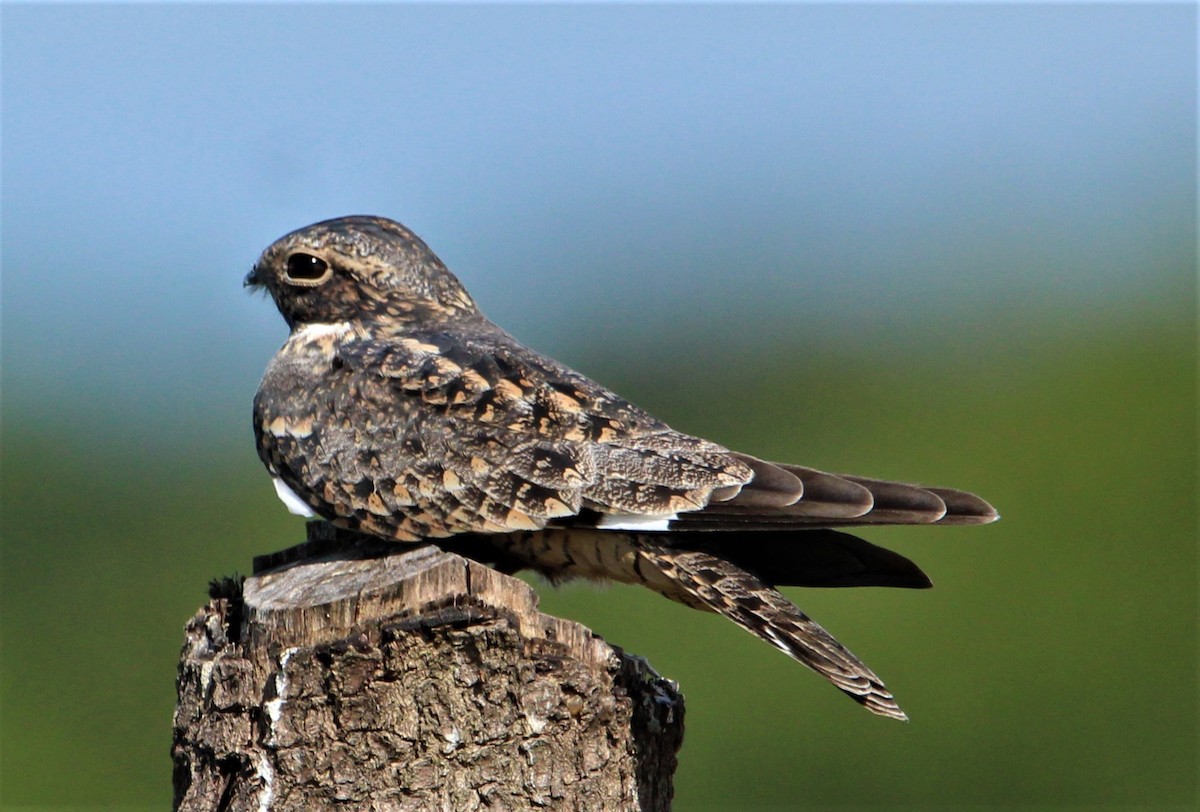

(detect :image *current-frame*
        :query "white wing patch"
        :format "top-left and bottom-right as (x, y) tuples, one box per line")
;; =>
(272, 476), (316, 518)
(596, 512), (677, 532)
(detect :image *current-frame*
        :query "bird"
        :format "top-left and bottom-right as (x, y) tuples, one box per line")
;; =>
(245, 215), (998, 721)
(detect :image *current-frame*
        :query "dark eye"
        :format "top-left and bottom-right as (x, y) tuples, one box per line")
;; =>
(284, 253), (331, 284)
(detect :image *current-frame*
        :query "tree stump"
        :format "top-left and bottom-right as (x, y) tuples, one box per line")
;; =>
(172, 523), (685, 811)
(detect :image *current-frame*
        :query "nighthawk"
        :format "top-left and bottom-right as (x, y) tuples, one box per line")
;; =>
(246, 215), (998, 720)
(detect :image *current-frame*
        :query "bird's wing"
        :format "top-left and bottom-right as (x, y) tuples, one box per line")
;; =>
(665, 454), (1000, 529)
(332, 328), (753, 537)
(332, 329), (997, 538)
(323, 328), (997, 720)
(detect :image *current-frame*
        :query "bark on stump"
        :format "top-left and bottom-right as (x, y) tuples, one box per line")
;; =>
(172, 523), (685, 811)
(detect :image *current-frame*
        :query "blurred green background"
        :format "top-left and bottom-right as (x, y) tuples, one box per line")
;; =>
(2, 4), (1195, 810)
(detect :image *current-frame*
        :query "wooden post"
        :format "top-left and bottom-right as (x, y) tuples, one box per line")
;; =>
(172, 523), (685, 811)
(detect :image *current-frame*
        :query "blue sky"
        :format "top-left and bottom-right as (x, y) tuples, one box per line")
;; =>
(2, 3), (1194, 443)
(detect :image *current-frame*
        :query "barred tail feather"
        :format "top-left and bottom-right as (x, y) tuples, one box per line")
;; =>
(635, 543), (908, 721)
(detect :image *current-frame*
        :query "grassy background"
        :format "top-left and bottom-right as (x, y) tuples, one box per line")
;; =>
(2, 5), (1193, 807)
(2, 292), (1194, 809)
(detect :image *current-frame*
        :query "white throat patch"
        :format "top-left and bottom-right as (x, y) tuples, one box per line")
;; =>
(293, 321), (352, 342)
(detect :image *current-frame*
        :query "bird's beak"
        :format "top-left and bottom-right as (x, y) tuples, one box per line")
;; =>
(244, 265), (262, 288)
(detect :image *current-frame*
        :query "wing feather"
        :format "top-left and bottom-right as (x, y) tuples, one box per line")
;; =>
(308, 334), (996, 538)
(333, 331), (757, 532)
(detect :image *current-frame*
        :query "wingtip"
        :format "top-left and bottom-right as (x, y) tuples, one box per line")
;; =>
(926, 487), (1000, 525)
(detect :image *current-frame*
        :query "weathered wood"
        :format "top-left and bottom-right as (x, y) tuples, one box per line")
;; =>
(173, 523), (685, 811)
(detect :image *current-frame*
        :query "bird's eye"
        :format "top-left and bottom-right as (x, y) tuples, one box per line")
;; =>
(284, 253), (332, 285)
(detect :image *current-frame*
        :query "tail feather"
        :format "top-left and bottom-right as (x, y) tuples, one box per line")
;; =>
(442, 449), (1001, 721)
(634, 542), (909, 720)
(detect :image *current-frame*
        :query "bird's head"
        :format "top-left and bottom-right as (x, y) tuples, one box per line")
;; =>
(245, 216), (479, 329)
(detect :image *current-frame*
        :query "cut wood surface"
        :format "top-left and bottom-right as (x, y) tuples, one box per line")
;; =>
(172, 522), (684, 811)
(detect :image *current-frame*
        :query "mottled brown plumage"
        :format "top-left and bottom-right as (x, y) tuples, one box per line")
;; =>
(247, 215), (998, 720)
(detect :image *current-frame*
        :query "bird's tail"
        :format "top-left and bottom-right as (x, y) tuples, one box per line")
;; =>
(632, 541), (907, 720)
(478, 528), (908, 720)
